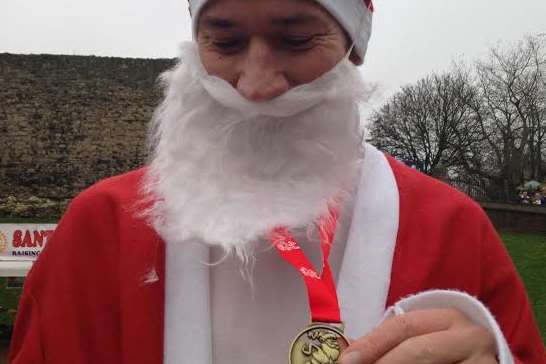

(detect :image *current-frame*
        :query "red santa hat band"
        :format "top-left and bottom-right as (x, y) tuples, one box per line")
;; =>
(188, 0), (373, 61)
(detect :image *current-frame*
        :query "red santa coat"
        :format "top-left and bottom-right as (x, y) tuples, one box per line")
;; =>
(9, 157), (545, 363)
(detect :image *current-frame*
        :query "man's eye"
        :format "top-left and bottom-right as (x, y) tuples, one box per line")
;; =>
(282, 36), (314, 49)
(212, 39), (244, 52)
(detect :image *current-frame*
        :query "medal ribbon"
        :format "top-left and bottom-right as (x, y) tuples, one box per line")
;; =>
(270, 206), (341, 323)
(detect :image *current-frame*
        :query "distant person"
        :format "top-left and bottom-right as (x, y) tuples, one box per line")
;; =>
(532, 191), (543, 205)
(9, 0), (545, 363)
(520, 191), (531, 204)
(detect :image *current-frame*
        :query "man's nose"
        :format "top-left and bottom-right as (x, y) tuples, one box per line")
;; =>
(236, 39), (291, 102)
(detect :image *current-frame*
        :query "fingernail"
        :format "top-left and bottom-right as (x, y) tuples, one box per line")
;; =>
(339, 350), (362, 364)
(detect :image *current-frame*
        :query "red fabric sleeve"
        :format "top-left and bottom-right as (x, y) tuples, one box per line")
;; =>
(8, 169), (164, 364)
(8, 291), (44, 363)
(8, 176), (125, 363)
(386, 156), (546, 363)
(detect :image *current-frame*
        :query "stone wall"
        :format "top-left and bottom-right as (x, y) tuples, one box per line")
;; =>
(0, 53), (174, 216)
(481, 202), (546, 234)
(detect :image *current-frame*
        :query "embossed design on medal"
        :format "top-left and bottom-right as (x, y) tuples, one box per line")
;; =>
(289, 324), (350, 364)
(302, 329), (341, 364)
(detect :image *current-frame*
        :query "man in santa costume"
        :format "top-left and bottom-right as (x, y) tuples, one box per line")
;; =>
(9, 0), (545, 363)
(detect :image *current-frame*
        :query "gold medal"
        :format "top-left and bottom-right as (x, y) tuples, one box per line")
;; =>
(289, 322), (350, 364)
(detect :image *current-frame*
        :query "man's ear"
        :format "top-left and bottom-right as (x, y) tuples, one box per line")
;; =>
(349, 49), (363, 65)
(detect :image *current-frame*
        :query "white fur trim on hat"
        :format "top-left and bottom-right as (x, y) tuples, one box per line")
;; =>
(188, 0), (373, 61)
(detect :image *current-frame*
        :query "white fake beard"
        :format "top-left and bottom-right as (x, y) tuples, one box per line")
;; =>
(143, 42), (368, 259)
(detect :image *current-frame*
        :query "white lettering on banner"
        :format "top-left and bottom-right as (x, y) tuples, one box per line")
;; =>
(299, 267), (320, 280)
(0, 224), (57, 262)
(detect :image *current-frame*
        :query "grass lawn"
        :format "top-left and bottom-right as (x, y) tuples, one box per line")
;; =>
(501, 232), (546, 346)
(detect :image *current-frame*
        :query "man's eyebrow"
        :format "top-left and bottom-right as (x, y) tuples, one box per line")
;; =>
(201, 16), (239, 29)
(270, 13), (325, 27)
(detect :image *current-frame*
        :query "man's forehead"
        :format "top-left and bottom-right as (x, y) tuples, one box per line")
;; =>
(200, 8), (331, 30)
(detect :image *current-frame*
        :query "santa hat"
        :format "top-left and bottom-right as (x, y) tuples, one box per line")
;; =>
(188, 0), (374, 62)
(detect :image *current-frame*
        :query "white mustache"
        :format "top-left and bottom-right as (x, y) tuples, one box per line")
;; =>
(182, 42), (366, 118)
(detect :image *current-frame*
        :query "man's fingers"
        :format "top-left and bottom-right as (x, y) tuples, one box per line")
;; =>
(340, 308), (474, 364)
(373, 325), (496, 364)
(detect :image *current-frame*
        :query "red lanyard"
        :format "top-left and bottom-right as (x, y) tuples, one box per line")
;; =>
(270, 207), (341, 323)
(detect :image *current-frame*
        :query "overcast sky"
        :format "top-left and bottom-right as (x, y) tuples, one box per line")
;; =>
(1, 0), (545, 105)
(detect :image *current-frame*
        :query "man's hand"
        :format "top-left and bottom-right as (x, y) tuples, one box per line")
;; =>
(339, 308), (498, 364)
